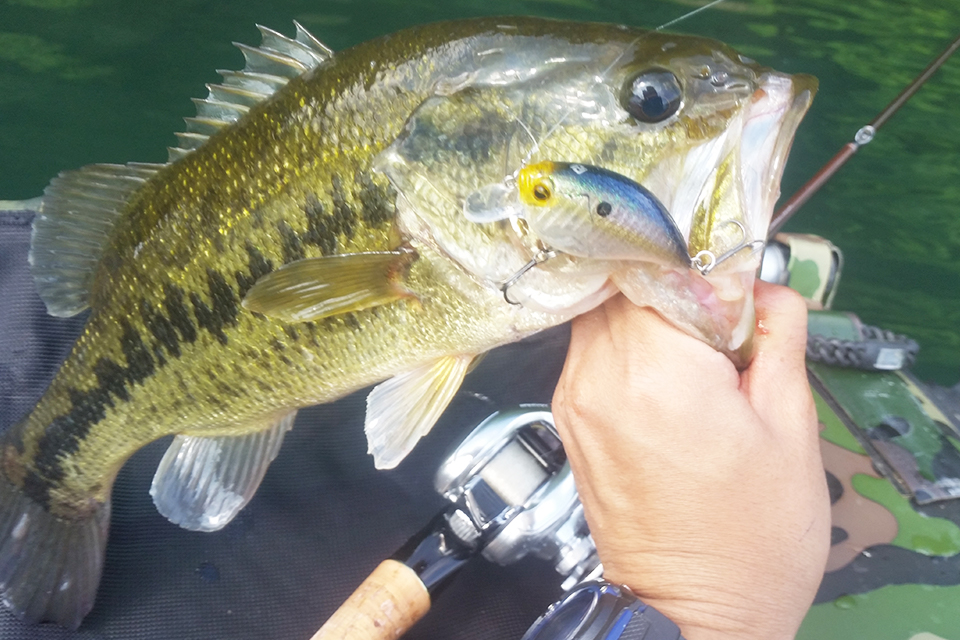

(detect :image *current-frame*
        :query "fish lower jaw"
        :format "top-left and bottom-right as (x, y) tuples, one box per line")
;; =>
(740, 73), (816, 238)
(507, 276), (619, 317)
(643, 73), (813, 249)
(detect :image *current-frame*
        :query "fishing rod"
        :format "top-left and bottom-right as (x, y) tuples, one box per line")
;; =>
(768, 30), (960, 237)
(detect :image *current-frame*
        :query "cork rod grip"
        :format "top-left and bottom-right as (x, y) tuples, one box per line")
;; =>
(310, 559), (431, 640)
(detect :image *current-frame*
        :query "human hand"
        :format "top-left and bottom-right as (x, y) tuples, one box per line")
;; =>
(552, 281), (830, 640)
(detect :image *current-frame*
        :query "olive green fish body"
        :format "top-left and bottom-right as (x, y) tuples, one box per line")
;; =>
(17, 252), (532, 501)
(8, 19), (574, 515)
(0, 17), (816, 628)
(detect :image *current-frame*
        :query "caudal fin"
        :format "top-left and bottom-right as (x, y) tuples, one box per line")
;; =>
(0, 470), (110, 629)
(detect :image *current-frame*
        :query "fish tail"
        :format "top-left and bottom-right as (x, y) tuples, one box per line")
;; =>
(0, 464), (110, 629)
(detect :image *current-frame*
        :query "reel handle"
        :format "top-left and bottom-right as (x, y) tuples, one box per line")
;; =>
(310, 559), (430, 640)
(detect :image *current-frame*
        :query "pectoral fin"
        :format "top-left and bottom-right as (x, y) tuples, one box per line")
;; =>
(365, 354), (474, 469)
(150, 411), (296, 532)
(241, 250), (416, 322)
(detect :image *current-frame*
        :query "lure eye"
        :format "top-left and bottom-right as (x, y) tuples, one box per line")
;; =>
(621, 69), (682, 123)
(596, 201), (612, 217)
(532, 182), (552, 202)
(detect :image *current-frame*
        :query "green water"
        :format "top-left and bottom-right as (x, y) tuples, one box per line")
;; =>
(1, 0), (959, 383)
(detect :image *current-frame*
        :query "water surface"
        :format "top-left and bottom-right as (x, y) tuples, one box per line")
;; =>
(1, 0), (959, 381)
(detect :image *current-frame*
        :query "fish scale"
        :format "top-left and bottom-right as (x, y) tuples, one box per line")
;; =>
(0, 17), (815, 627)
(10, 22), (498, 513)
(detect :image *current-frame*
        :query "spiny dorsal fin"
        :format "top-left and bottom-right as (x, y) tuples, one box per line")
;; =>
(167, 21), (333, 163)
(31, 162), (163, 317)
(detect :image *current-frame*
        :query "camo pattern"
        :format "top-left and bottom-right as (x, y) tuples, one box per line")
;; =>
(798, 382), (960, 639)
(775, 232), (842, 309)
(784, 235), (960, 639)
(808, 354), (960, 503)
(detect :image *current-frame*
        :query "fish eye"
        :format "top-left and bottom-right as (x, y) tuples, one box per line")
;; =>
(532, 181), (552, 202)
(620, 68), (682, 123)
(596, 201), (612, 217)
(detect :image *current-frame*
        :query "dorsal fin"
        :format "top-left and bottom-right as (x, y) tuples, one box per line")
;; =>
(31, 163), (163, 316)
(167, 21), (333, 162)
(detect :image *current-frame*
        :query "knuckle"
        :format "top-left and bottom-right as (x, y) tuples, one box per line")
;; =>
(553, 377), (599, 429)
(778, 286), (809, 318)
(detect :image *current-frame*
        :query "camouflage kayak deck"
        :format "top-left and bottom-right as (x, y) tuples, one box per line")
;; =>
(801, 365), (960, 640)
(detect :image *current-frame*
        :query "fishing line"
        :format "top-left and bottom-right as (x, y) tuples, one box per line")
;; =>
(657, 0), (727, 31)
(518, 0), (727, 171)
(495, 0), (730, 299)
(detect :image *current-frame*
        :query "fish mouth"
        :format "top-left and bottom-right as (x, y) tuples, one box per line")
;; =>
(609, 71), (816, 358)
(645, 70), (816, 256)
(739, 72), (817, 241)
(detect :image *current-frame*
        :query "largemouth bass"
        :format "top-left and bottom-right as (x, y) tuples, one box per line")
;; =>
(0, 17), (814, 627)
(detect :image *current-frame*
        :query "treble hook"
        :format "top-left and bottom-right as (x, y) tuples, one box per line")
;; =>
(691, 220), (765, 275)
(500, 248), (558, 305)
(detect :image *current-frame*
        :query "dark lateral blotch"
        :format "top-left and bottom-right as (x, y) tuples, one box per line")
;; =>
(163, 284), (198, 344)
(192, 269), (240, 345)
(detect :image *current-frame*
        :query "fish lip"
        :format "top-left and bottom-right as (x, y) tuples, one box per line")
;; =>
(739, 71), (817, 239)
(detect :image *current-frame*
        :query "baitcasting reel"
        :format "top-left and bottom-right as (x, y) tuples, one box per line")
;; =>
(310, 406), (600, 640)
(430, 405), (600, 591)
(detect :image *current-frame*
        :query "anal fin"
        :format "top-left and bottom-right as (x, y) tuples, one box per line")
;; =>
(150, 411), (295, 532)
(241, 251), (417, 322)
(365, 355), (474, 470)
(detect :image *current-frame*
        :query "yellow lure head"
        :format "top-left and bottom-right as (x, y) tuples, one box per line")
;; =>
(514, 161), (691, 268)
(517, 162), (558, 206)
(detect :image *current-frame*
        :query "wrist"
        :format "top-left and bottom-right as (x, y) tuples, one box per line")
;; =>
(521, 580), (685, 640)
(596, 536), (819, 640)
(625, 593), (803, 640)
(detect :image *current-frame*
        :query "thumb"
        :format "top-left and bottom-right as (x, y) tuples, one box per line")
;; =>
(742, 281), (815, 433)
